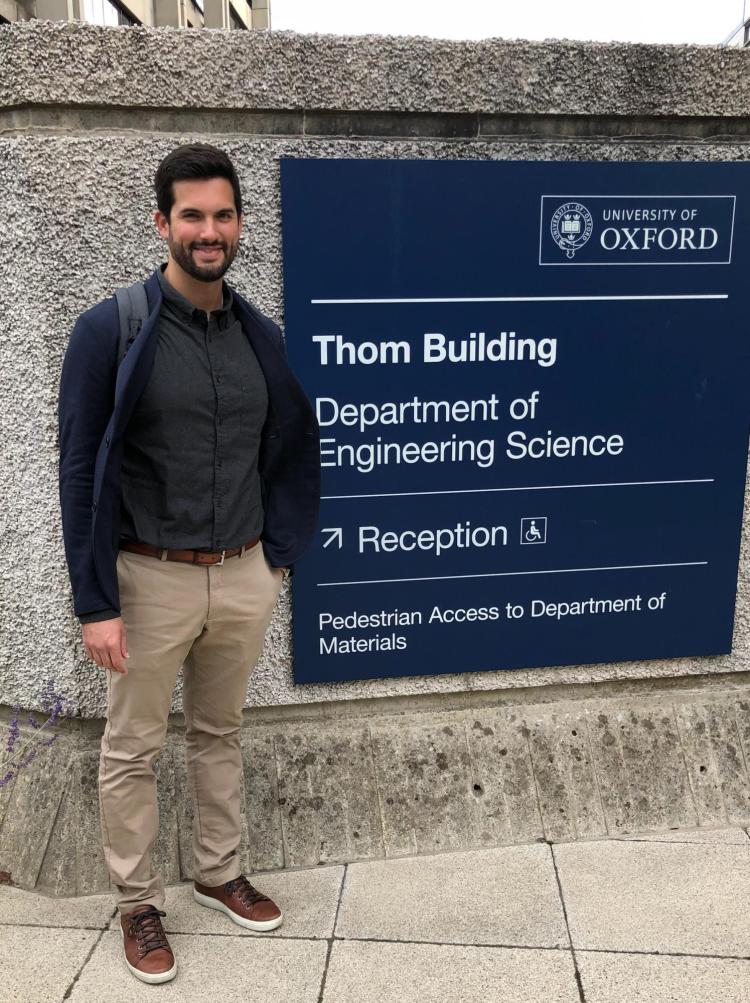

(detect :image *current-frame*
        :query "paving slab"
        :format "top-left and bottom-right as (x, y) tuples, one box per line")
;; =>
(274, 724), (382, 867)
(322, 940), (580, 1003)
(0, 925), (99, 1003)
(577, 950), (750, 1002)
(525, 708), (607, 841)
(554, 839), (750, 955)
(154, 867), (344, 938)
(615, 826), (750, 844)
(676, 701), (750, 827)
(0, 738), (75, 888)
(336, 844), (569, 948)
(240, 729), (285, 872)
(69, 931), (327, 1002)
(588, 705), (698, 835)
(463, 710), (545, 844)
(0, 884), (114, 927)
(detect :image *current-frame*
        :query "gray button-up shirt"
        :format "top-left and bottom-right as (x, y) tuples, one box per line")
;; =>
(119, 266), (269, 553)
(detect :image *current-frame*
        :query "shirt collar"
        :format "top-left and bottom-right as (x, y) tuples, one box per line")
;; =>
(157, 263), (234, 326)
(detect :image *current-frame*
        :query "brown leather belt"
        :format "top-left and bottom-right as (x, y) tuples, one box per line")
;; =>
(120, 536), (260, 566)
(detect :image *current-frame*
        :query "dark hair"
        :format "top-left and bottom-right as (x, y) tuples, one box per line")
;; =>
(154, 143), (243, 219)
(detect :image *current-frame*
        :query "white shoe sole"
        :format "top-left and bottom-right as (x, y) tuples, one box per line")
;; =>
(193, 888), (283, 931)
(119, 926), (178, 984)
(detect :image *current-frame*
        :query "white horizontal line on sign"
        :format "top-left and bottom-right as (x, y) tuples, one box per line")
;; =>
(316, 561), (708, 587)
(311, 294), (728, 304)
(321, 478), (715, 501)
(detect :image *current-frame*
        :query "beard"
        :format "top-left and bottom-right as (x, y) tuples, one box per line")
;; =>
(168, 235), (239, 283)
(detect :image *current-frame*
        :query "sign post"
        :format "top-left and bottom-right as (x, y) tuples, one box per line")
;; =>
(280, 159), (749, 684)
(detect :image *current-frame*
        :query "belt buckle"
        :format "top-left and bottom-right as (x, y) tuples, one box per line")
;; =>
(216, 549), (226, 566)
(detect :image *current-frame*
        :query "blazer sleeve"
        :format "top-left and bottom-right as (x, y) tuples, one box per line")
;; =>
(271, 319), (287, 360)
(58, 307), (118, 620)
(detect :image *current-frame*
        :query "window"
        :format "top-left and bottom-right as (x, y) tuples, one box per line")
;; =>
(82, 0), (138, 26)
(723, 14), (750, 47)
(230, 5), (246, 29)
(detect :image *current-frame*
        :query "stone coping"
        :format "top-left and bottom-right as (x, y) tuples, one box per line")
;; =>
(1, 22), (750, 118)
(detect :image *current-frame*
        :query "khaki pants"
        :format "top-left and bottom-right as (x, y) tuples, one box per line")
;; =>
(99, 543), (283, 914)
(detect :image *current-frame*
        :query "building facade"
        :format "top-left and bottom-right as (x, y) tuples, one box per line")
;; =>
(2, 20), (750, 899)
(0, 0), (269, 30)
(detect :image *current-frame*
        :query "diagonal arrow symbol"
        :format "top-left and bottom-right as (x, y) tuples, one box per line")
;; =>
(322, 527), (343, 549)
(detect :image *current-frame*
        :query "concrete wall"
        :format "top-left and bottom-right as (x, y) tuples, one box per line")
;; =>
(2, 21), (749, 717)
(1, 22), (750, 892)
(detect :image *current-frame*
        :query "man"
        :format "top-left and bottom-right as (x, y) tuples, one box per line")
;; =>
(58, 143), (320, 984)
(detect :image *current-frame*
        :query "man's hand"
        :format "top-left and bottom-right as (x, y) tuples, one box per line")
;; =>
(82, 617), (129, 674)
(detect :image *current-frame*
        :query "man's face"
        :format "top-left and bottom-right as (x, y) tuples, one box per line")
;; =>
(155, 177), (243, 283)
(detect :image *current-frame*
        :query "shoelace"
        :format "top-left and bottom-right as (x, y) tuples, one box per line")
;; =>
(127, 906), (170, 958)
(224, 875), (270, 908)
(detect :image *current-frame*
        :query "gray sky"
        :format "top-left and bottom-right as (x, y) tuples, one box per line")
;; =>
(272, 0), (747, 46)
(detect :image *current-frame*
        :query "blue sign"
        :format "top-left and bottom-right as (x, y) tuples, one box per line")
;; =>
(280, 159), (750, 684)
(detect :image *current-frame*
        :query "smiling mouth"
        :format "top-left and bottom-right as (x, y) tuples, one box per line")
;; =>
(194, 245), (224, 256)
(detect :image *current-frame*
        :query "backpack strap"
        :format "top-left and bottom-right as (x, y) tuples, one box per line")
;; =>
(114, 281), (150, 365)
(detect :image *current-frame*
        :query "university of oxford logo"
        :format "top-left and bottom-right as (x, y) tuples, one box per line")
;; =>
(550, 201), (594, 259)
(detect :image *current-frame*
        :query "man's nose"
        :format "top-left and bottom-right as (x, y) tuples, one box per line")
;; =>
(198, 219), (220, 241)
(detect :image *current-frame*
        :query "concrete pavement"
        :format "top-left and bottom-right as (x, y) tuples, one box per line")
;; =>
(1, 826), (749, 1002)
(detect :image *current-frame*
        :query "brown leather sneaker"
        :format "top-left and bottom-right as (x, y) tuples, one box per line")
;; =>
(193, 874), (283, 931)
(120, 905), (177, 984)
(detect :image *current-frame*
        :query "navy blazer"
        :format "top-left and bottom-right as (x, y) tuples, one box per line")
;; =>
(58, 269), (320, 619)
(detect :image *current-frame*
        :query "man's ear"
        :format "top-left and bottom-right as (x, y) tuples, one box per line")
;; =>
(154, 209), (170, 239)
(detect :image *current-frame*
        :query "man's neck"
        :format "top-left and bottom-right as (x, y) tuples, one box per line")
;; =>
(163, 259), (224, 313)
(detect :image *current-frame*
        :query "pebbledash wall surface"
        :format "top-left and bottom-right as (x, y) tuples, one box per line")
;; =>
(1, 20), (750, 896)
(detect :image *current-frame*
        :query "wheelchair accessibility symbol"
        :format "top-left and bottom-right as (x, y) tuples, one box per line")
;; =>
(520, 517), (548, 545)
